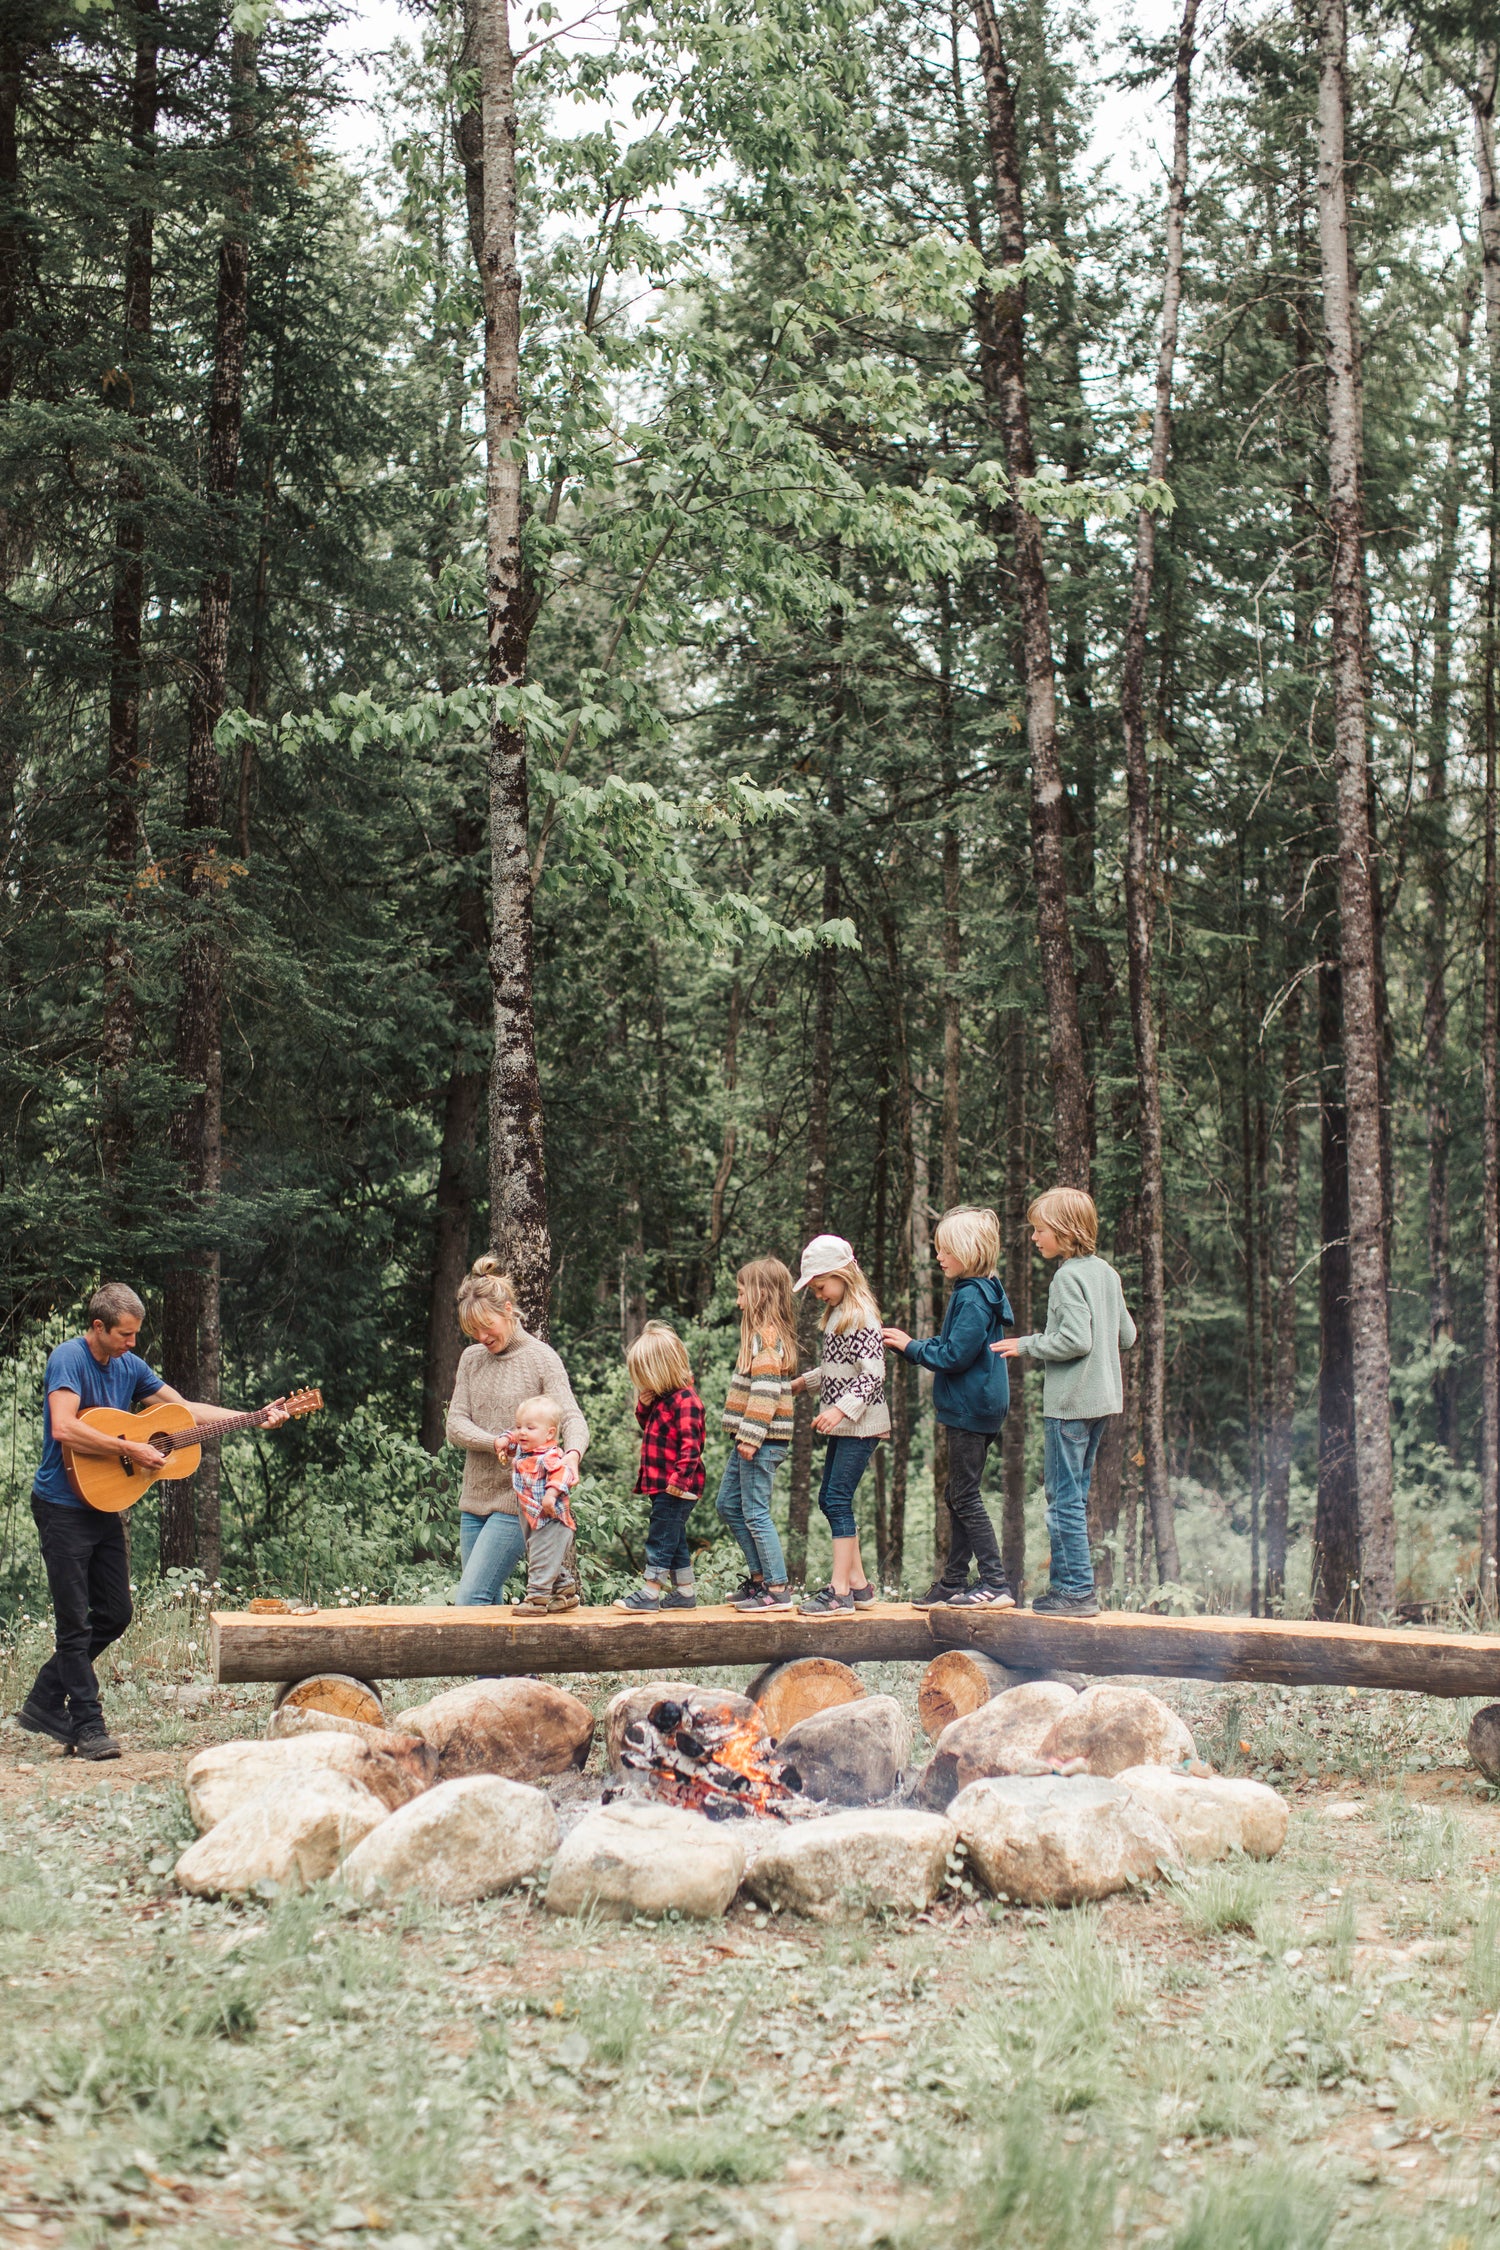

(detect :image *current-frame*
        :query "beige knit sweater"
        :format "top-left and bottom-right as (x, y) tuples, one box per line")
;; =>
(445, 1333), (590, 1517)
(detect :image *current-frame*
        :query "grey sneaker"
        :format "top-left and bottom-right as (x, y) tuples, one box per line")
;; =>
(732, 1584), (794, 1612)
(1031, 1589), (1099, 1618)
(661, 1586), (697, 1609)
(850, 1581), (877, 1607)
(615, 1585), (663, 1611)
(796, 1585), (856, 1619)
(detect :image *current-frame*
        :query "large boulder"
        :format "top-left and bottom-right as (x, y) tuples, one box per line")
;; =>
(545, 1801), (745, 1920)
(1116, 1766), (1287, 1863)
(175, 1773), (387, 1896)
(399, 1679), (595, 1781)
(776, 1695), (910, 1806)
(1037, 1684), (1195, 1777)
(1469, 1705), (1500, 1783)
(602, 1683), (764, 1772)
(338, 1776), (559, 1904)
(268, 1704), (412, 1750)
(916, 1680), (1081, 1808)
(745, 1810), (956, 1922)
(951, 1774), (1182, 1906)
(185, 1733), (434, 1834)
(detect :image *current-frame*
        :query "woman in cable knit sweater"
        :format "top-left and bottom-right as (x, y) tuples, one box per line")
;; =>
(445, 1257), (590, 1607)
(788, 1234), (889, 1619)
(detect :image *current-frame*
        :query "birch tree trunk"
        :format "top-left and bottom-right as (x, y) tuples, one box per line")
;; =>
(970, 0), (1089, 1187)
(1423, 282), (1473, 1462)
(160, 29), (257, 1581)
(1475, 44), (1500, 1616)
(1121, 0), (1194, 1593)
(101, 0), (160, 1187)
(475, 0), (550, 1331)
(1314, 0), (1393, 1616)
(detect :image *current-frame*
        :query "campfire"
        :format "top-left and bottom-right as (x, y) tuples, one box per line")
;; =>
(617, 1697), (803, 1819)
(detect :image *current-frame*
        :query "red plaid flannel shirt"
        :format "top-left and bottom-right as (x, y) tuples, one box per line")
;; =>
(634, 1385), (706, 1500)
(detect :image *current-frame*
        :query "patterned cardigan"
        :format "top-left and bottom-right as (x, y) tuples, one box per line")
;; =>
(802, 1320), (891, 1441)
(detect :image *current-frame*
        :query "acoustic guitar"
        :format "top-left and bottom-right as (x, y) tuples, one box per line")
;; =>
(63, 1389), (324, 1513)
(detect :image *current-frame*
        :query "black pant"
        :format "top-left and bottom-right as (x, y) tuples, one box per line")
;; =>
(941, 1427), (1008, 1591)
(28, 1498), (133, 1731)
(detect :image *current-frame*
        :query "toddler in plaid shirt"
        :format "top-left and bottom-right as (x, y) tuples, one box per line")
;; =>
(615, 1322), (706, 1612)
(499, 1394), (581, 1613)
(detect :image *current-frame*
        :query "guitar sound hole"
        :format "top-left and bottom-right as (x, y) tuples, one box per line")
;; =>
(148, 1433), (175, 1456)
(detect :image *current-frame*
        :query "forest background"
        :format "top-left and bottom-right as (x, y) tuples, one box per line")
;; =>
(3, 0), (1499, 1628)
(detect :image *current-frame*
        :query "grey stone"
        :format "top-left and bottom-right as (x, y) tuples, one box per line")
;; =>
(175, 1773), (387, 1896)
(545, 1801), (745, 1919)
(185, 1733), (434, 1833)
(776, 1694), (910, 1806)
(1037, 1683), (1195, 1777)
(338, 1775), (559, 1903)
(744, 1809), (957, 1921)
(951, 1774), (1182, 1905)
(1116, 1766), (1288, 1861)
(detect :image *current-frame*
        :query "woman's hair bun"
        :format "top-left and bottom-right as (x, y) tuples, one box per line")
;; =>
(471, 1254), (503, 1277)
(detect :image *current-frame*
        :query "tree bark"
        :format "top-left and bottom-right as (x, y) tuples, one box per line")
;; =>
(1423, 281), (1473, 1462)
(1475, 44), (1500, 1615)
(101, 0), (160, 1185)
(1314, 955), (1358, 1616)
(474, 0), (550, 1331)
(1314, 0), (1393, 1616)
(1002, 1011), (1030, 1593)
(970, 0), (1089, 1188)
(881, 901), (914, 1586)
(1264, 970), (1303, 1609)
(420, 817), (488, 1451)
(161, 30), (257, 1581)
(788, 843), (840, 1581)
(706, 971), (742, 1285)
(1120, 0), (1195, 1595)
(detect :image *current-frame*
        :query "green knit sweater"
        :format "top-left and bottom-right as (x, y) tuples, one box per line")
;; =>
(1012, 1255), (1138, 1419)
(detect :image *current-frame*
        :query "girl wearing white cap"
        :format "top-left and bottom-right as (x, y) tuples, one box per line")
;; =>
(789, 1234), (890, 1618)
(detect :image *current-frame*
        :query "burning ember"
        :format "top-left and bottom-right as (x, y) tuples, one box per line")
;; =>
(618, 1697), (803, 1819)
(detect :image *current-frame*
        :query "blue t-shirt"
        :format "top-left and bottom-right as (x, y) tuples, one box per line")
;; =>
(34, 1336), (164, 1508)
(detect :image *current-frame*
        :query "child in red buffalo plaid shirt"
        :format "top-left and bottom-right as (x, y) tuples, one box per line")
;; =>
(615, 1321), (706, 1612)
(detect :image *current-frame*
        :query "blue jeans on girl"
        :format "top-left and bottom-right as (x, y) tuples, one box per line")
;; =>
(455, 1509), (526, 1605)
(715, 1442), (789, 1583)
(814, 1434), (880, 1539)
(1043, 1417), (1106, 1598)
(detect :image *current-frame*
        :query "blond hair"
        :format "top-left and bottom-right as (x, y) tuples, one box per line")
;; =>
(626, 1320), (694, 1402)
(1028, 1187), (1098, 1258)
(457, 1254), (518, 1341)
(514, 1393), (562, 1433)
(934, 1205), (1001, 1278)
(816, 1259), (882, 1334)
(737, 1257), (798, 1371)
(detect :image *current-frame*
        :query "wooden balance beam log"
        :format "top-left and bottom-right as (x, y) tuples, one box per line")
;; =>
(210, 1602), (1500, 1699)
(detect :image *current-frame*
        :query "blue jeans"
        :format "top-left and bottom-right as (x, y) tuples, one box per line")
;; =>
(643, 1495), (698, 1582)
(1044, 1417), (1106, 1597)
(714, 1442), (788, 1583)
(814, 1435), (879, 1539)
(455, 1510), (526, 1605)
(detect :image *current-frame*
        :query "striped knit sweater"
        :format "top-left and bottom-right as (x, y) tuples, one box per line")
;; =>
(721, 1331), (797, 1456)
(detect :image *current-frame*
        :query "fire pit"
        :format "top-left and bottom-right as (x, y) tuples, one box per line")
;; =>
(616, 1696), (803, 1819)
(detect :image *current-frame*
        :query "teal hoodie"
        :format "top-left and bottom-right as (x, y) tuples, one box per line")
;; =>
(902, 1274), (1015, 1434)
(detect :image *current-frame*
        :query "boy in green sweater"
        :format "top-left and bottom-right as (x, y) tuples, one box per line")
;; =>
(993, 1187), (1137, 1617)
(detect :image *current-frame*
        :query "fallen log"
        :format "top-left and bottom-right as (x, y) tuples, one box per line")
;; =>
(209, 1601), (1500, 1699)
(917, 1650), (1017, 1739)
(271, 1673), (384, 1727)
(744, 1657), (865, 1739)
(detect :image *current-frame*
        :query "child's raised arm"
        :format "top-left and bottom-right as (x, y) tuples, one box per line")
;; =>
(890, 1291), (993, 1374)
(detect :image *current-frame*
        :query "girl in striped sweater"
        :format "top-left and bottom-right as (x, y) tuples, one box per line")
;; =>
(789, 1234), (889, 1618)
(716, 1257), (799, 1611)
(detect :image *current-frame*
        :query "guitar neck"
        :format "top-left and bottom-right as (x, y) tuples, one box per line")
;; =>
(164, 1406), (276, 1452)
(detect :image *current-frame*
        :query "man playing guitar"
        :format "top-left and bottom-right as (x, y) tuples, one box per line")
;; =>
(18, 1282), (287, 1760)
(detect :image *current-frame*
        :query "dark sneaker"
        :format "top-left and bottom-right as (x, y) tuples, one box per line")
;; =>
(72, 1723), (121, 1762)
(727, 1575), (765, 1605)
(661, 1586), (697, 1609)
(1031, 1589), (1099, 1617)
(797, 1586), (856, 1618)
(17, 1699), (74, 1748)
(850, 1581), (877, 1607)
(911, 1581), (967, 1609)
(732, 1584), (794, 1612)
(949, 1585), (1017, 1610)
(615, 1586), (663, 1611)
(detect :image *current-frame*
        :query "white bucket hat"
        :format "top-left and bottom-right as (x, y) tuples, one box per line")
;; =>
(793, 1233), (856, 1291)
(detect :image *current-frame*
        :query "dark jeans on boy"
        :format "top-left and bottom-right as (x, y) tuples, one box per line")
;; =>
(1043, 1417), (1105, 1598)
(939, 1427), (1009, 1592)
(28, 1497), (133, 1734)
(643, 1495), (697, 1585)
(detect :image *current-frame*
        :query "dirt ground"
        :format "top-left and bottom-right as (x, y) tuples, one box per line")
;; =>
(1, 1660), (1498, 2250)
